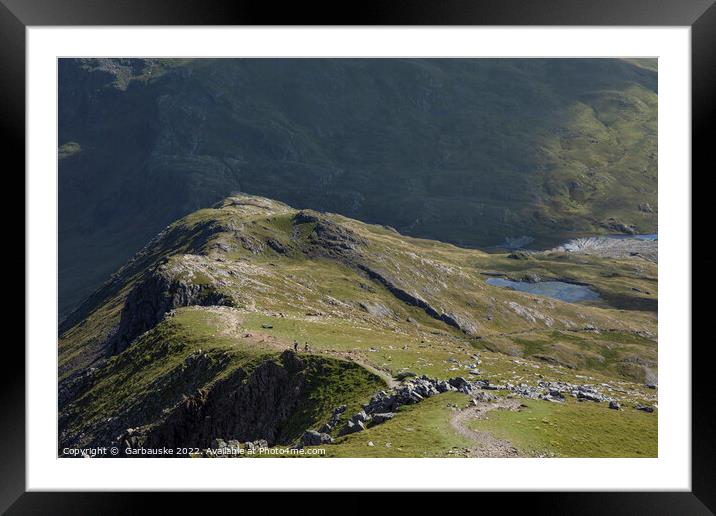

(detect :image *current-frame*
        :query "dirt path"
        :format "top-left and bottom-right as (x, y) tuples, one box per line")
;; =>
(348, 357), (398, 389)
(326, 350), (398, 389)
(450, 398), (523, 457)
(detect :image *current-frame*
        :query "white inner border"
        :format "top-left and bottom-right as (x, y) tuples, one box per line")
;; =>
(27, 27), (691, 491)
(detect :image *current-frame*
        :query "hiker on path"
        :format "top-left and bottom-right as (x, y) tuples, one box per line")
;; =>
(293, 341), (299, 352)
(304, 342), (310, 352)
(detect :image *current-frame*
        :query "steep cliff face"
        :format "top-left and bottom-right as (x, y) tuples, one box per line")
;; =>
(59, 310), (384, 453)
(138, 350), (311, 449)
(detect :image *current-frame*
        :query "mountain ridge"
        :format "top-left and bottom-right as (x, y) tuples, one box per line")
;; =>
(59, 194), (658, 457)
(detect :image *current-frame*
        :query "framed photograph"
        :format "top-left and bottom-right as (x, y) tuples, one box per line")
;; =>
(6, 0), (714, 511)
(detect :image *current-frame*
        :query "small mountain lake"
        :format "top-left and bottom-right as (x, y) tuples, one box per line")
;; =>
(485, 277), (601, 303)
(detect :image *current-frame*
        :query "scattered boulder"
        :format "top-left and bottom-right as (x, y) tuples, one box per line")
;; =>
(508, 251), (531, 260)
(242, 439), (268, 451)
(371, 413), (395, 425)
(635, 404), (655, 413)
(339, 419), (367, 436)
(540, 387), (566, 403)
(575, 386), (606, 402)
(638, 202), (654, 213)
(609, 401), (620, 410)
(523, 272), (542, 283)
(364, 391), (396, 413)
(301, 430), (334, 446)
(352, 410), (370, 423)
(448, 377), (470, 390)
(211, 438), (227, 449)
(321, 406), (346, 432)
(436, 380), (456, 393)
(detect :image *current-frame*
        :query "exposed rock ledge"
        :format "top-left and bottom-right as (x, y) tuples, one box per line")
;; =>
(111, 258), (234, 355)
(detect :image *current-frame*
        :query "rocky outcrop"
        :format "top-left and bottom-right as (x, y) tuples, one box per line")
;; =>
(58, 366), (99, 408)
(318, 405), (346, 433)
(357, 265), (479, 336)
(359, 301), (393, 318)
(111, 260), (233, 355)
(129, 351), (310, 451)
(638, 202), (654, 213)
(295, 211), (367, 260)
(601, 218), (637, 235)
(293, 211), (479, 337)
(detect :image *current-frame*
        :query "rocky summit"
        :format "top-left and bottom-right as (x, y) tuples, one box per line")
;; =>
(59, 195), (658, 458)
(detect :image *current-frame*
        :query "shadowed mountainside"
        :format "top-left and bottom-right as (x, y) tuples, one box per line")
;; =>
(59, 58), (657, 315)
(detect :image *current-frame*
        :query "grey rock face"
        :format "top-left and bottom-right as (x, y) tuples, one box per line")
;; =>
(266, 238), (287, 254)
(112, 261), (233, 355)
(357, 265), (480, 337)
(359, 301), (393, 318)
(136, 351), (312, 450)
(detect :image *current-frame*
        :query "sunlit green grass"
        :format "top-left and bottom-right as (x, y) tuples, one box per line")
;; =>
(318, 392), (473, 457)
(468, 397), (657, 457)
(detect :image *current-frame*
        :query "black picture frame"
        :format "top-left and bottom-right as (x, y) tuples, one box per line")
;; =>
(4, 0), (714, 512)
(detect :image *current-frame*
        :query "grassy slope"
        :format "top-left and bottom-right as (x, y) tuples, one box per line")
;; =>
(468, 397), (657, 458)
(62, 196), (657, 379)
(321, 392), (474, 458)
(61, 307), (385, 448)
(58, 58), (657, 315)
(59, 195), (658, 457)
